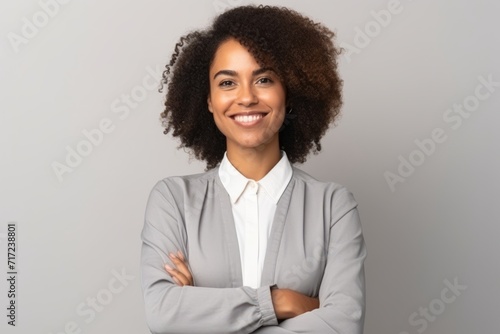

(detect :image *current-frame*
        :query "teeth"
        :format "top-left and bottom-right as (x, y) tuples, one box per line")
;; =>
(234, 114), (263, 123)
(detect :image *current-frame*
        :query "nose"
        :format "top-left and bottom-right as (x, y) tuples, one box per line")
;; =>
(236, 83), (258, 106)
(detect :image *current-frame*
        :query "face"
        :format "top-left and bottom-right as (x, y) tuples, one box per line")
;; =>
(207, 38), (286, 154)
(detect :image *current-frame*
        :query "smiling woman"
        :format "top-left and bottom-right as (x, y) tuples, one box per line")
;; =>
(208, 38), (287, 179)
(141, 5), (366, 334)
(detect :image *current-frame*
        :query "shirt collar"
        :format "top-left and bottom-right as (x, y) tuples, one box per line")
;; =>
(218, 151), (293, 204)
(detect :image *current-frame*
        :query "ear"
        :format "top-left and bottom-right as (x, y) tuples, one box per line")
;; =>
(207, 95), (213, 113)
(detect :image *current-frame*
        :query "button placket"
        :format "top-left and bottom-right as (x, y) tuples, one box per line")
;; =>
(243, 181), (260, 288)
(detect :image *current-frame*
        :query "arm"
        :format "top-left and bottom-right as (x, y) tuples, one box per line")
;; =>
(271, 288), (319, 320)
(252, 190), (367, 334)
(166, 257), (320, 319)
(167, 188), (366, 334)
(140, 181), (278, 334)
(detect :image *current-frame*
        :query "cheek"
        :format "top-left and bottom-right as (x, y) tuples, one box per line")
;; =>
(262, 86), (286, 108)
(207, 93), (228, 129)
(210, 111), (226, 136)
(209, 92), (233, 113)
(273, 110), (286, 129)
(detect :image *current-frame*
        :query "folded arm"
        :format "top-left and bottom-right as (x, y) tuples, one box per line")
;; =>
(252, 190), (367, 334)
(167, 255), (320, 321)
(141, 181), (278, 334)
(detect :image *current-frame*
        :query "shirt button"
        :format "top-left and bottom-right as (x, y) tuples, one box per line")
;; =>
(248, 181), (258, 193)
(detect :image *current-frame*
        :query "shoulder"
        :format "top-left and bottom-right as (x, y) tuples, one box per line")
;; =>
(150, 168), (219, 198)
(291, 166), (358, 220)
(291, 167), (352, 195)
(147, 167), (218, 202)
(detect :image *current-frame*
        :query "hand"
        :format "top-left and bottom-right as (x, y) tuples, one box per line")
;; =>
(164, 251), (194, 286)
(271, 288), (319, 320)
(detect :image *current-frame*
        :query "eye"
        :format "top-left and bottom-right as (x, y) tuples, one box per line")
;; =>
(219, 80), (234, 87)
(256, 77), (273, 85)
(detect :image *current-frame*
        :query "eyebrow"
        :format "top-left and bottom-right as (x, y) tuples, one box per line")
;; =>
(213, 67), (275, 80)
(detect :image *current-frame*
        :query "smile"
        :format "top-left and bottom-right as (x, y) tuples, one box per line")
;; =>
(231, 113), (267, 125)
(234, 114), (263, 122)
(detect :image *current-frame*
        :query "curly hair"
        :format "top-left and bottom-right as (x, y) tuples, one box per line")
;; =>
(160, 5), (343, 170)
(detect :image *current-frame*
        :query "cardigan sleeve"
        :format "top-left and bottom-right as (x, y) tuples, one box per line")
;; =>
(140, 180), (278, 334)
(251, 188), (367, 334)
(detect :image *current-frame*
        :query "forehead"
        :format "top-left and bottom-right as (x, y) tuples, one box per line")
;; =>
(210, 38), (260, 71)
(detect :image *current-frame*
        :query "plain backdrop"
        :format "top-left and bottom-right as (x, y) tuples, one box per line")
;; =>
(1, 0), (499, 333)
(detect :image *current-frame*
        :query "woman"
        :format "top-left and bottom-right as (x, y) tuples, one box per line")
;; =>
(141, 5), (366, 334)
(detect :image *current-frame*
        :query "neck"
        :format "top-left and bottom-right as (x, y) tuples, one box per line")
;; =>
(226, 145), (281, 181)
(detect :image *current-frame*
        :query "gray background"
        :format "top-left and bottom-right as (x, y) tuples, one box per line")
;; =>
(1, 0), (499, 333)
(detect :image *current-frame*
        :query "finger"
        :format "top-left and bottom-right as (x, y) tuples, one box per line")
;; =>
(164, 264), (191, 286)
(165, 258), (193, 286)
(164, 264), (180, 285)
(169, 253), (193, 284)
(168, 252), (193, 285)
(171, 276), (183, 286)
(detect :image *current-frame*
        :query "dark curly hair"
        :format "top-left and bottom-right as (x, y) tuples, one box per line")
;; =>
(160, 5), (343, 170)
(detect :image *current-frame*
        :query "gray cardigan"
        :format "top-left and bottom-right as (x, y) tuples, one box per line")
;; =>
(141, 166), (366, 334)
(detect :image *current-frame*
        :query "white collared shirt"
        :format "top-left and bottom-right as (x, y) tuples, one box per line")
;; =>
(218, 152), (293, 288)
